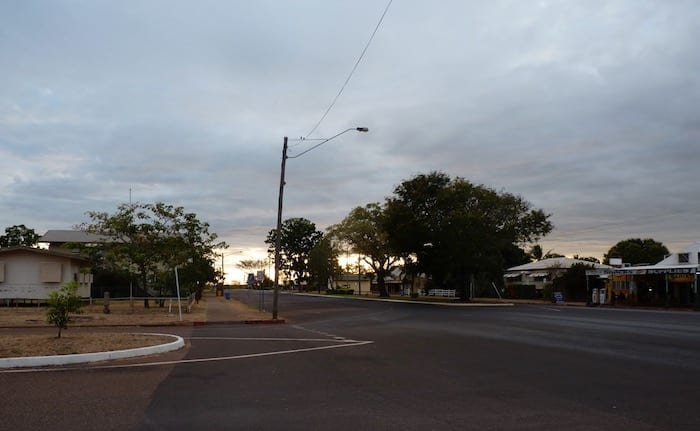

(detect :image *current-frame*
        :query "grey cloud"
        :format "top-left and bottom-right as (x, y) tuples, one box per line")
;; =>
(1, 0), (698, 277)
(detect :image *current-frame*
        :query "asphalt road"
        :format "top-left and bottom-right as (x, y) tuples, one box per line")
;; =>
(2, 292), (700, 430)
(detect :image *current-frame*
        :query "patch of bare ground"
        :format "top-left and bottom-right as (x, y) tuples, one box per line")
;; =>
(0, 297), (207, 327)
(0, 296), (205, 359)
(0, 333), (174, 358)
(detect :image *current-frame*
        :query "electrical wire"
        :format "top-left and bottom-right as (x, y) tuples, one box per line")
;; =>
(303, 0), (393, 139)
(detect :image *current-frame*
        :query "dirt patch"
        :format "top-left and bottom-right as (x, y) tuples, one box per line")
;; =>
(0, 297), (207, 327)
(0, 333), (174, 358)
(0, 291), (276, 359)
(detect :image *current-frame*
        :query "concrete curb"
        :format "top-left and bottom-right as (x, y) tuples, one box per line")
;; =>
(0, 319), (286, 329)
(0, 333), (184, 369)
(292, 292), (515, 307)
(193, 319), (286, 326)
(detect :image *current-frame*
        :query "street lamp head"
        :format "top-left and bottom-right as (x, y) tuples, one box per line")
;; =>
(356, 127), (369, 132)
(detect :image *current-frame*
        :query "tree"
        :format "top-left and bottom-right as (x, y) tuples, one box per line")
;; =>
(308, 237), (341, 292)
(237, 259), (269, 273)
(0, 224), (40, 247)
(529, 244), (545, 261)
(573, 255), (601, 264)
(265, 217), (323, 285)
(328, 203), (400, 297)
(79, 202), (225, 306)
(384, 172), (553, 299)
(46, 281), (83, 338)
(603, 238), (669, 265)
(237, 259), (269, 285)
(552, 263), (599, 302)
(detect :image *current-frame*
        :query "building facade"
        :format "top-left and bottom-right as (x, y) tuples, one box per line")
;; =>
(0, 247), (92, 302)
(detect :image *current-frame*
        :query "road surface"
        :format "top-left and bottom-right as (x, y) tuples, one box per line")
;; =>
(2, 291), (699, 430)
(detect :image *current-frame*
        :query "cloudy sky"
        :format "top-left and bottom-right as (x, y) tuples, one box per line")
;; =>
(1, 0), (698, 281)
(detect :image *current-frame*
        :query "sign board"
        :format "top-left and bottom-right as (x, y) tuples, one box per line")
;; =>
(246, 273), (256, 286)
(256, 271), (265, 282)
(586, 269), (612, 276)
(553, 292), (564, 305)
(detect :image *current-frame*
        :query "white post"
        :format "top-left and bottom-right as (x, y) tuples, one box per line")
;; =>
(174, 267), (183, 321)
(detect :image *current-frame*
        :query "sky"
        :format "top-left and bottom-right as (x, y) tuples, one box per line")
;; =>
(1, 0), (698, 283)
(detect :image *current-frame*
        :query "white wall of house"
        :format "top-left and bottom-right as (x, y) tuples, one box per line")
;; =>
(0, 250), (91, 300)
(335, 277), (372, 294)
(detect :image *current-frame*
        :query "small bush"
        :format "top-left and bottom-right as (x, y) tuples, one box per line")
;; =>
(46, 281), (83, 338)
(326, 288), (354, 295)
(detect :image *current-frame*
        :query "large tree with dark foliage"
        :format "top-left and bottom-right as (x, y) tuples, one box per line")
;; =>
(307, 237), (342, 292)
(384, 172), (553, 300)
(266, 217), (323, 285)
(603, 238), (668, 266)
(0, 224), (40, 247)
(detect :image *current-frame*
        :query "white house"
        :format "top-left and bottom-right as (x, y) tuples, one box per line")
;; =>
(505, 257), (612, 298)
(0, 247), (92, 301)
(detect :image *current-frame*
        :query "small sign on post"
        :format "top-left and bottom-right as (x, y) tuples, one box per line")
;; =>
(103, 292), (111, 314)
(553, 291), (564, 305)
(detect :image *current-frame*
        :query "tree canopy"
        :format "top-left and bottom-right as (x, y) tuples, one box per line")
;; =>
(603, 238), (668, 265)
(79, 202), (225, 302)
(265, 217), (323, 285)
(383, 172), (553, 298)
(0, 224), (40, 248)
(307, 237), (342, 292)
(328, 203), (400, 297)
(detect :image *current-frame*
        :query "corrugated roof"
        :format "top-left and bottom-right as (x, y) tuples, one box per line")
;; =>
(40, 230), (113, 243)
(507, 257), (612, 271)
(0, 246), (90, 261)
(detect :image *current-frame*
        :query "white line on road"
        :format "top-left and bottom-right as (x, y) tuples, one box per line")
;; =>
(0, 338), (374, 374)
(190, 336), (362, 343)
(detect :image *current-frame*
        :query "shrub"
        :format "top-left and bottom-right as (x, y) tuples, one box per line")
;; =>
(46, 281), (83, 338)
(326, 288), (354, 295)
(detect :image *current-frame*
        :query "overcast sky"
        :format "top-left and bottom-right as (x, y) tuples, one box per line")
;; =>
(1, 0), (698, 281)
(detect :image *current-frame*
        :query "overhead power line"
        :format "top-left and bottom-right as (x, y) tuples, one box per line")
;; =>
(303, 0), (393, 139)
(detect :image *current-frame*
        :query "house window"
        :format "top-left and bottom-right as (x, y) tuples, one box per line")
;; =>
(678, 253), (689, 264)
(40, 262), (62, 283)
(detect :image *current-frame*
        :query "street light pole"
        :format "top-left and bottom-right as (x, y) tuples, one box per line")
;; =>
(272, 128), (368, 320)
(272, 136), (288, 320)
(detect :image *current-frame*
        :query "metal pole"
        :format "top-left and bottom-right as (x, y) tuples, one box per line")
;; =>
(358, 254), (361, 296)
(272, 137), (288, 320)
(174, 266), (182, 321)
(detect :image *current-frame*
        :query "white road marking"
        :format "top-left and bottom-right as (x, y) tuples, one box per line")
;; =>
(190, 337), (361, 343)
(0, 337), (373, 374)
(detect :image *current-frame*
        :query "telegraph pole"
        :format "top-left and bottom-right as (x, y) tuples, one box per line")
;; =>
(272, 137), (288, 320)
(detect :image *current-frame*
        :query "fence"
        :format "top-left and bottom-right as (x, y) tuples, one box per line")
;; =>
(427, 289), (456, 297)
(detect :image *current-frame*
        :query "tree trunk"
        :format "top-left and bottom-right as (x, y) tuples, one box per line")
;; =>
(457, 271), (469, 301)
(377, 278), (390, 298)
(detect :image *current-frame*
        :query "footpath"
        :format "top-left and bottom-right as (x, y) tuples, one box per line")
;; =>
(203, 290), (284, 324)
